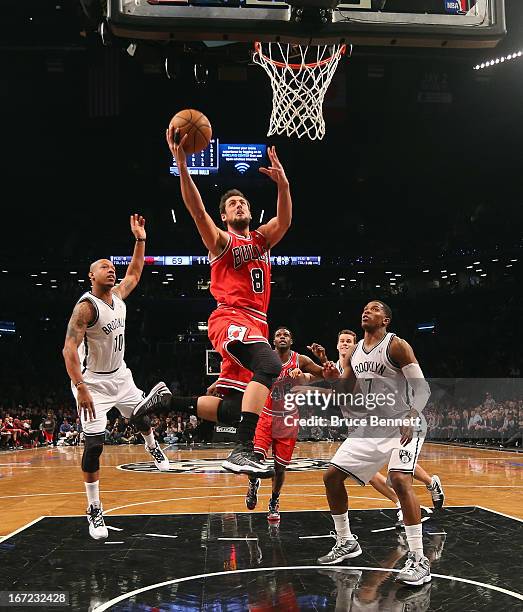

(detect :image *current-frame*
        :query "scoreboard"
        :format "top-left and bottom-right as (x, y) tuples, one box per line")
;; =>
(111, 255), (321, 266)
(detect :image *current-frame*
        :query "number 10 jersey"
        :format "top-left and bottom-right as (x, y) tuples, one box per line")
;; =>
(77, 291), (126, 374)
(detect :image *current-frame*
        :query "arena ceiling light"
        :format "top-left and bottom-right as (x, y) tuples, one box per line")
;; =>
(474, 51), (523, 70)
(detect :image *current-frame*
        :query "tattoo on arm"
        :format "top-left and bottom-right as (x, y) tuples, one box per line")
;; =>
(66, 302), (93, 347)
(113, 277), (134, 300)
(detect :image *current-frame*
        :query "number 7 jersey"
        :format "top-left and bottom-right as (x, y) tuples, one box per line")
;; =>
(210, 229), (271, 315)
(76, 291), (127, 374)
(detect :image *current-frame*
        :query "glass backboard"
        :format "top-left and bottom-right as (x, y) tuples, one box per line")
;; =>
(107, 0), (505, 48)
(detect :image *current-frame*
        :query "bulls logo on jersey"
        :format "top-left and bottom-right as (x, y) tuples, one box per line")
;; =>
(227, 325), (247, 342)
(210, 230), (271, 316)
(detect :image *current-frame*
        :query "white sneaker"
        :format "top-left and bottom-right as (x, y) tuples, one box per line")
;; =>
(427, 475), (445, 510)
(87, 504), (108, 540)
(146, 441), (170, 471)
(396, 552), (431, 585)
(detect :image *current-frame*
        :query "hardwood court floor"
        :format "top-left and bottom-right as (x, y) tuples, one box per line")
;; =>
(1, 442), (522, 538)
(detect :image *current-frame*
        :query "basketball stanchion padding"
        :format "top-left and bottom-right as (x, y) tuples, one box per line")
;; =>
(253, 42), (348, 140)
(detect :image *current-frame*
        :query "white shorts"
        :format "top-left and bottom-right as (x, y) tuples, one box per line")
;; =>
(71, 367), (144, 435)
(330, 427), (425, 485)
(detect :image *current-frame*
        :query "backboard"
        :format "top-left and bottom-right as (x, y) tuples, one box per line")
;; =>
(107, 0), (505, 48)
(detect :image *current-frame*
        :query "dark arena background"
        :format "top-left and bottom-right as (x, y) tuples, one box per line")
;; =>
(0, 1), (522, 611)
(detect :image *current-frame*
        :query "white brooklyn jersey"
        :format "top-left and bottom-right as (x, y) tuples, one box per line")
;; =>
(349, 332), (410, 415)
(77, 292), (126, 374)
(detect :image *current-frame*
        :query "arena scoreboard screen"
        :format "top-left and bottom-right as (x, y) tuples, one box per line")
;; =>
(111, 255), (321, 266)
(170, 141), (267, 177)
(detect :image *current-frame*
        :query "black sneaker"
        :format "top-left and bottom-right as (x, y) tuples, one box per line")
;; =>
(222, 442), (275, 477)
(133, 382), (172, 418)
(246, 478), (261, 510)
(268, 499), (280, 522)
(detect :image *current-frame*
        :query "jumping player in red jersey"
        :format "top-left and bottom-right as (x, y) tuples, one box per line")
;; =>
(245, 327), (326, 521)
(165, 128), (292, 476)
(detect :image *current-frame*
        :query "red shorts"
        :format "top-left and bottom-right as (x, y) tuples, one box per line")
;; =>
(253, 410), (299, 467)
(208, 306), (269, 393)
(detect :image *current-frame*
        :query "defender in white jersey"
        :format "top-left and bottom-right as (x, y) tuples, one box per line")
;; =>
(62, 215), (172, 541)
(317, 301), (432, 587)
(308, 330), (444, 519)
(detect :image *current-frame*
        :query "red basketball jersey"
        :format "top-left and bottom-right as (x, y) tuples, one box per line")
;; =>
(210, 229), (271, 316)
(264, 350), (300, 416)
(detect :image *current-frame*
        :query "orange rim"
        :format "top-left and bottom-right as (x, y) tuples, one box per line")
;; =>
(254, 41), (346, 70)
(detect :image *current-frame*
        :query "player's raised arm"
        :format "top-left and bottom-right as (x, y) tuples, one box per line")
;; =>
(307, 342), (328, 365)
(257, 146), (292, 249)
(166, 126), (228, 257)
(62, 301), (97, 421)
(299, 354), (326, 380)
(113, 214), (146, 300)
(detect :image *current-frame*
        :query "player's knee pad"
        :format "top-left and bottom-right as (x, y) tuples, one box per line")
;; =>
(81, 433), (104, 473)
(131, 413), (151, 433)
(250, 343), (281, 389)
(217, 390), (242, 426)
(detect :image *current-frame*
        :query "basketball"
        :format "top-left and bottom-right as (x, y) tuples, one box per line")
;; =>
(169, 109), (212, 155)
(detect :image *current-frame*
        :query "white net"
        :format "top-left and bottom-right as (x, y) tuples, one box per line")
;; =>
(253, 42), (346, 141)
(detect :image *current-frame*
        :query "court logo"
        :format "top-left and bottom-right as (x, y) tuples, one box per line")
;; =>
(118, 457), (330, 474)
(399, 449), (412, 464)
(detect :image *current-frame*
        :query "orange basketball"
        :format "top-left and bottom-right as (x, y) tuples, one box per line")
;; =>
(169, 109), (212, 155)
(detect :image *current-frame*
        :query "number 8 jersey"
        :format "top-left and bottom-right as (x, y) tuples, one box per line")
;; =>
(210, 230), (271, 316)
(76, 291), (126, 374)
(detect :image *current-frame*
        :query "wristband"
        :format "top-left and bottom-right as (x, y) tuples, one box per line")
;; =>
(136, 238), (146, 242)
(75, 381), (85, 388)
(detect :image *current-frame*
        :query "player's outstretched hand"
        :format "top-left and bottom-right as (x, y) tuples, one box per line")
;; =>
(259, 146), (288, 186)
(166, 126), (189, 167)
(288, 368), (303, 380)
(130, 214), (146, 240)
(77, 386), (96, 422)
(307, 342), (327, 364)
(322, 361), (340, 380)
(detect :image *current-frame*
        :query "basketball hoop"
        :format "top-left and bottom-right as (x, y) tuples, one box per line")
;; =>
(253, 41), (348, 141)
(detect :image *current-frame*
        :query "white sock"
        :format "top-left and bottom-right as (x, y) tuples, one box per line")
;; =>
(426, 477), (434, 490)
(332, 512), (353, 541)
(85, 481), (100, 508)
(404, 524), (424, 558)
(143, 430), (156, 447)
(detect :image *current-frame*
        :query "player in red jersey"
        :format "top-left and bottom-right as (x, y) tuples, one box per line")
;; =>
(245, 327), (325, 522)
(165, 128), (292, 476)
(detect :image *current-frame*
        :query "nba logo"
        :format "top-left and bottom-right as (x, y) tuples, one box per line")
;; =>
(445, 0), (462, 13)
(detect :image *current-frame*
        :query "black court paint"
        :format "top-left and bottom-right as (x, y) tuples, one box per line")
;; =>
(0, 507), (521, 611)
